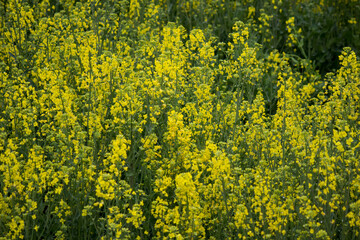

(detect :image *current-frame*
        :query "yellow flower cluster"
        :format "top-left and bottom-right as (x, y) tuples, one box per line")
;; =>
(0, 0), (359, 239)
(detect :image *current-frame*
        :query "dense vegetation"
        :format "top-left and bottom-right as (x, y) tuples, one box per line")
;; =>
(0, 0), (359, 239)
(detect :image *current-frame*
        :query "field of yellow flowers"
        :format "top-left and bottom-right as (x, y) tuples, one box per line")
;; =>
(1, 0), (360, 239)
